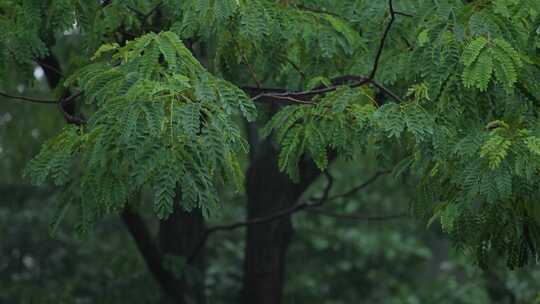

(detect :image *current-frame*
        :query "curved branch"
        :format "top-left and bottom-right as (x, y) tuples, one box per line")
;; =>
(57, 91), (86, 126)
(369, 0), (397, 80)
(121, 208), (186, 303)
(327, 170), (390, 201)
(249, 77), (370, 104)
(371, 80), (404, 103)
(186, 172), (334, 264)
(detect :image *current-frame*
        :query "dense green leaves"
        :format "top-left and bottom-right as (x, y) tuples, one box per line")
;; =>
(261, 0), (540, 268)
(25, 31), (255, 225)
(4, 0), (540, 269)
(461, 37), (523, 91)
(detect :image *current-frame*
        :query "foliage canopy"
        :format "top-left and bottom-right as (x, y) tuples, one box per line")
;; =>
(2, 0), (540, 274)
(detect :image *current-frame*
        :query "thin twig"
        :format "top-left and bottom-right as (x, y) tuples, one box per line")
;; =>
(285, 58), (307, 84)
(243, 56), (263, 88)
(306, 209), (407, 221)
(369, 0), (396, 80)
(2, 90), (86, 125)
(394, 11), (414, 18)
(247, 77), (402, 104)
(186, 172), (334, 264)
(250, 77), (370, 104)
(58, 91), (86, 126)
(327, 170), (390, 201)
(297, 5), (340, 17)
(370, 80), (404, 103)
(236, 41), (263, 88)
(262, 95), (316, 105)
(0, 91), (58, 104)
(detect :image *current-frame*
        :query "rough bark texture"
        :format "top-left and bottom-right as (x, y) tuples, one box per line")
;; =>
(242, 142), (320, 304)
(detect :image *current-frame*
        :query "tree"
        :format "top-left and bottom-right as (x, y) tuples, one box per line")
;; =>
(1, 0), (540, 303)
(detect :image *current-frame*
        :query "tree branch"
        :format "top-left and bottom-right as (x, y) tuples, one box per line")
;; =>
(34, 59), (64, 77)
(34, 53), (87, 126)
(121, 208), (186, 303)
(250, 77), (370, 104)
(247, 0), (405, 105)
(52, 91), (86, 126)
(0, 91), (58, 104)
(186, 172), (334, 264)
(235, 41), (263, 88)
(327, 170), (390, 201)
(394, 11), (414, 18)
(306, 209), (407, 221)
(371, 79), (404, 103)
(368, 0), (396, 80)
(285, 58), (307, 84)
(297, 5), (340, 17)
(126, 1), (163, 31)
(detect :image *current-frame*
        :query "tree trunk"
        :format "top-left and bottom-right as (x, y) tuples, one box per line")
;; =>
(159, 200), (207, 304)
(483, 268), (516, 304)
(121, 209), (186, 303)
(242, 143), (320, 304)
(37, 36), (206, 304)
(123, 190), (206, 304)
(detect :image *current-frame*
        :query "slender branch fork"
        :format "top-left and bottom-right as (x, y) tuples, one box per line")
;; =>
(0, 90), (85, 125)
(250, 0), (408, 104)
(187, 169), (402, 264)
(187, 172), (335, 264)
(58, 91), (85, 126)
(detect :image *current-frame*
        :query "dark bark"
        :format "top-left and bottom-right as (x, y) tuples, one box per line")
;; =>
(159, 194), (207, 304)
(36, 26), (203, 304)
(36, 53), (82, 124)
(483, 268), (516, 304)
(122, 192), (207, 304)
(121, 209), (186, 303)
(36, 54), (62, 89)
(242, 141), (321, 304)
